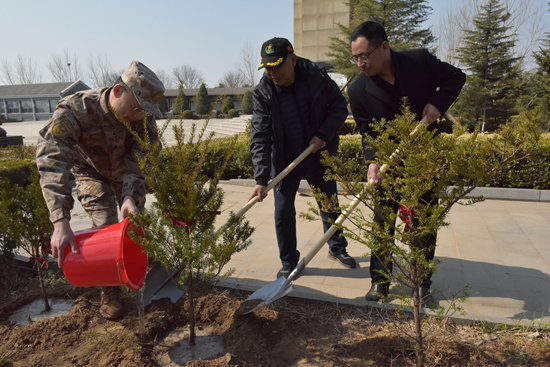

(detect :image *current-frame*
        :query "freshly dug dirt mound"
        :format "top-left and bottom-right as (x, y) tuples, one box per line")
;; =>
(1, 277), (550, 366)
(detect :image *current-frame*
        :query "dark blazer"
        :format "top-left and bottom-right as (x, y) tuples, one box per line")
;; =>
(348, 49), (466, 161)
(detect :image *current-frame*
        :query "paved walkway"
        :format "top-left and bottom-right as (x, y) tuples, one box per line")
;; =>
(6, 120), (550, 327)
(66, 180), (550, 327)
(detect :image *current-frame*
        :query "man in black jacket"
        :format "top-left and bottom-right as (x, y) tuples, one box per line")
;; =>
(348, 21), (466, 305)
(249, 37), (356, 278)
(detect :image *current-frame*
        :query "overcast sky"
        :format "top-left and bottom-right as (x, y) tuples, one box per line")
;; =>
(0, 0), (548, 88)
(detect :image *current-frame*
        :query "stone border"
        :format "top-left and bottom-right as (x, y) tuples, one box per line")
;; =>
(224, 179), (550, 203)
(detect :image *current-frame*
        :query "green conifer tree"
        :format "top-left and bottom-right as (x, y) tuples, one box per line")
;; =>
(530, 3), (550, 125)
(0, 172), (53, 312)
(327, 0), (434, 80)
(241, 90), (253, 115)
(455, 0), (522, 131)
(221, 96), (235, 115)
(124, 116), (254, 347)
(195, 83), (210, 115)
(174, 85), (189, 116)
(315, 107), (540, 367)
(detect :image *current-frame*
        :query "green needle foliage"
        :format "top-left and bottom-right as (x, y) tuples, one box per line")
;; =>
(124, 112), (254, 347)
(0, 171), (53, 312)
(314, 107), (541, 367)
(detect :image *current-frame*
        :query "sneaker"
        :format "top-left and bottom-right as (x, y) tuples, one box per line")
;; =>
(276, 264), (296, 279)
(99, 286), (123, 320)
(328, 250), (357, 268)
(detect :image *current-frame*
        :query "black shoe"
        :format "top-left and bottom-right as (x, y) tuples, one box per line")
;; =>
(276, 264), (296, 279)
(419, 286), (435, 307)
(365, 283), (389, 302)
(328, 250), (357, 268)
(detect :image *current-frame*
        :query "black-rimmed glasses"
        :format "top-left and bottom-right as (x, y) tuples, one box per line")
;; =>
(350, 41), (383, 65)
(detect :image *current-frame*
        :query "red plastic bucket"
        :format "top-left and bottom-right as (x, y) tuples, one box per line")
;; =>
(63, 218), (148, 290)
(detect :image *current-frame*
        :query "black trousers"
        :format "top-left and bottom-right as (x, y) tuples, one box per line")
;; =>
(370, 188), (437, 288)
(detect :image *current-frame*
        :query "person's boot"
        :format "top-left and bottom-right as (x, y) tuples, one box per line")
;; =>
(99, 286), (123, 320)
(365, 283), (389, 302)
(419, 286), (435, 307)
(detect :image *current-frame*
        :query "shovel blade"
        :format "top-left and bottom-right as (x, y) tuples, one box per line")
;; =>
(143, 262), (186, 306)
(241, 276), (295, 314)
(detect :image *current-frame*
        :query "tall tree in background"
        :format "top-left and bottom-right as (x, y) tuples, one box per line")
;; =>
(455, 0), (522, 132)
(241, 90), (253, 115)
(47, 50), (83, 82)
(327, 0), (434, 80)
(155, 69), (174, 89)
(87, 55), (120, 88)
(195, 83), (210, 115)
(172, 65), (205, 89)
(529, 2), (550, 126)
(238, 41), (260, 87)
(0, 54), (43, 84)
(218, 70), (245, 88)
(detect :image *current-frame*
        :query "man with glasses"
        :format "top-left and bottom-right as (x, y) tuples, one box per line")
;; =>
(249, 37), (356, 279)
(36, 61), (165, 320)
(348, 21), (465, 305)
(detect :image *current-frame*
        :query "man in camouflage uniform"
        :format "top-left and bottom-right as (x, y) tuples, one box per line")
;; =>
(36, 61), (165, 320)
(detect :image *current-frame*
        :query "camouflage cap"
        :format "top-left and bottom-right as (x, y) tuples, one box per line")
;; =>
(121, 61), (165, 117)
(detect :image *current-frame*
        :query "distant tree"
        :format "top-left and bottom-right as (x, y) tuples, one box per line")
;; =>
(455, 0), (522, 131)
(241, 90), (253, 114)
(529, 2), (550, 126)
(219, 70), (245, 88)
(221, 96), (235, 115)
(47, 50), (83, 82)
(0, 54), (43, 84)
(172, 65), (205, 89)
(0, 172), (53, 313)
(238, 41), (260, 86)
(174, 85), (190, 115)
(328, 0), (434, 80)
(87, 55), (121, 87)
(195, 83), (210, 115)
(155, 69), (174, 89)
(435, 0), (544, 67)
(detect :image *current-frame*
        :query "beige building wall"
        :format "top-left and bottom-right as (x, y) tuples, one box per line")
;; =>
(294, 0), (350, 64)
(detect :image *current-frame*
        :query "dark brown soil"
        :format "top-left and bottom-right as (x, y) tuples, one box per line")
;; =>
(1, 265), (550, 367)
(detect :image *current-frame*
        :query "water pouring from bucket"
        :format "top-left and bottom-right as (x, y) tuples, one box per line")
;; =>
(62, 218), (148, 290)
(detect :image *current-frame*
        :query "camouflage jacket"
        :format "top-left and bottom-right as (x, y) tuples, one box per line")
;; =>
(36, 87), (159, 223)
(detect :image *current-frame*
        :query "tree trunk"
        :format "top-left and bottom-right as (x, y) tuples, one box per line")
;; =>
(36, 261), (51, 312)
(187, 271), (196, 347)
(411, 263), (424, 367)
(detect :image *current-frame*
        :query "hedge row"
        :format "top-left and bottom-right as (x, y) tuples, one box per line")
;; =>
(2, 134), (550, 189)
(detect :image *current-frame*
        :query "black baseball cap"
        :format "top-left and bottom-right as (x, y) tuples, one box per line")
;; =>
(258, 37), (294, 70)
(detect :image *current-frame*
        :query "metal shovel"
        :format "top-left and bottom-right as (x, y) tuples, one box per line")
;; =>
(242, 118), (428, 314)
(142, 144), (315, 306)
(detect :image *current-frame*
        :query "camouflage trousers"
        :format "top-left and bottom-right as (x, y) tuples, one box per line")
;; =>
(73, 169), (145, 228)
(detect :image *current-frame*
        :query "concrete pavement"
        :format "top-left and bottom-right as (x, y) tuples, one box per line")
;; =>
(5, 120), (550, 327)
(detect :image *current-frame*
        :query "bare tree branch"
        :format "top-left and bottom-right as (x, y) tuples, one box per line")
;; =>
(47, 50), (83, 82)
(2, 54), (44, 84)
(155, 69), (174, 89)
(238, 41), (260, 86)
(172, 65), (205, 89)
(0, 58), (17, 84)
(87, 55), (121, 88)
(218, 70), (245, 88)
(435, 0), (544, 68)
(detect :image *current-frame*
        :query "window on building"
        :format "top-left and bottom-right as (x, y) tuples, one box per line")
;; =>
(0, 102), (5, 114)
(35, 99), (50, 113)
(21, 100), (33, 113)
(49, 99), (58, 112)
(7, 100), (19, 113)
